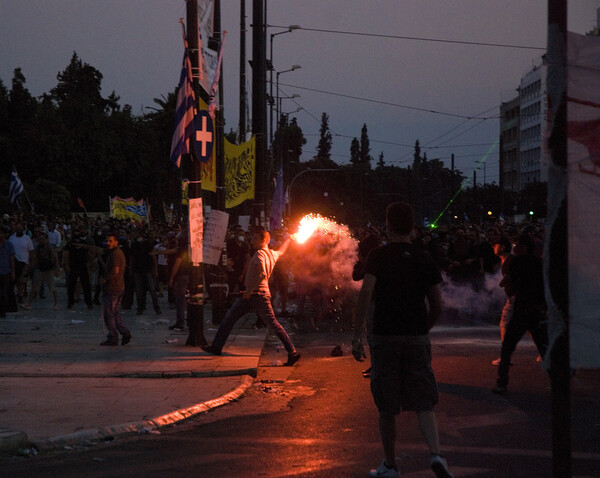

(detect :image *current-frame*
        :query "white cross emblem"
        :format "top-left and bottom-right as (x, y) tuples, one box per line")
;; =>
(196, 115), (213, 158)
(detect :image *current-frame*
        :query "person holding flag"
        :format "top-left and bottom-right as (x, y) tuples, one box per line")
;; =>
(9, 167), (25, 207)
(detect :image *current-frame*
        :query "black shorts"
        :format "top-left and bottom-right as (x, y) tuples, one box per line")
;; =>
(369, 335), (438, 414)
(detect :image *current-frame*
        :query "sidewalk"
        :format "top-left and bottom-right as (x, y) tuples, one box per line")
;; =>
(0, 291), (267, 453)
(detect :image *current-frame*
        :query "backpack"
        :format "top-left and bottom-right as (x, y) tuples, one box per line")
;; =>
(37, 243), (54, 272)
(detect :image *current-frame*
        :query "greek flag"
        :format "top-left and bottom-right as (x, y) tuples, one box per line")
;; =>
(9, 167), (24, 206)
(170, 52), (196, 169)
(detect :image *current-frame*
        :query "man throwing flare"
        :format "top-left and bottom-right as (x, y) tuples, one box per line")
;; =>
(202, 230), (301, 366)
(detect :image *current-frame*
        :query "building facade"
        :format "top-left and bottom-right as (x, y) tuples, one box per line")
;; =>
(498, 63), (547, 192)
(499, 96), (520, 192)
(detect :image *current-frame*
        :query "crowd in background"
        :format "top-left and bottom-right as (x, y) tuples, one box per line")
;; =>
(0, 209), (545, 330)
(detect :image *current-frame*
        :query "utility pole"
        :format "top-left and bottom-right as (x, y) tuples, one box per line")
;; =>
(238, 0), (246, 143)
(186, 0), (202, 215)
(214, 0), (225, 211)
(252, 0), (267, 227)
(547, 1), (570, 476)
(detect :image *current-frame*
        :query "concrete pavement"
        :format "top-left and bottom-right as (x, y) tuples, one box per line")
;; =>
(0, 290), (268, 454)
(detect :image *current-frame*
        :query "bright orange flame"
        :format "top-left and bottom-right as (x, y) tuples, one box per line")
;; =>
(293, 214), (330, 244)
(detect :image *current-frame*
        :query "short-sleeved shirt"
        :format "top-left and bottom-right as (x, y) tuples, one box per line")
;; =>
(9, 234), (33, 264)
(364, 242), (442, 336)
(103, 247), (126, 292)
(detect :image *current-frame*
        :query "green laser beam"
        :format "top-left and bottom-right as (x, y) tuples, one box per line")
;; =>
(431, 139), (499, 227)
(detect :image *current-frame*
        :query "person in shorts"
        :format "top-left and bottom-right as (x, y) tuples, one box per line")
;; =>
(353, 202), (453, 478)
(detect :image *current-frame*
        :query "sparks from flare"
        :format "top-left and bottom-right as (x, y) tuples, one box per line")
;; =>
(293, 213), (338, 244)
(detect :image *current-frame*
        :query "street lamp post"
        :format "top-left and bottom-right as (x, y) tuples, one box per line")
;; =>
(276, 65), (301, 134)
(269, 25), (300, 144)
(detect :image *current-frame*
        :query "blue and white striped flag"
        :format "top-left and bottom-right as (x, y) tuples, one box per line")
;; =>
(170, 52), (196, 169)
(9, 167), (24, 206)
(124, 202), (147, 218)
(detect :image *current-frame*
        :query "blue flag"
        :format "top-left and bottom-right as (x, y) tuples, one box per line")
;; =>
(170, 52), (196, 168)
(269, 168), (285, 232)
(9, 167), (24, 206)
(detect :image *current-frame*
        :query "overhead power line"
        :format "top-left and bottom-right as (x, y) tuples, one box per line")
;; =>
(267, 24), (545, 51)
(280, 82), (498, 120)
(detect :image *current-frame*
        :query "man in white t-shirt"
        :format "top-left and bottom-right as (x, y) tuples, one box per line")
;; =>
(48, 224), (62, 250)
(202, 230), (301, 366)
(9, 222), (34, 303)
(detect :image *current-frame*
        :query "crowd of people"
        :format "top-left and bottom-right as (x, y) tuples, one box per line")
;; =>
(0, 206), (549, 477)
(0, 210), (546, 331)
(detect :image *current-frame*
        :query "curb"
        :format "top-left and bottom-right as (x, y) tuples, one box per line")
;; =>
(26, 374), (255, 453)
(0, 368), (258, 379)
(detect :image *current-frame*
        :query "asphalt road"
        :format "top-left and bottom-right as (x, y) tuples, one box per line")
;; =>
(1, 314), (599, 478)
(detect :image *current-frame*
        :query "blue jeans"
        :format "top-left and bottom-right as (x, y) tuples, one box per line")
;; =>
(102, 290), (129, 341)
(211, 294), (296, 354)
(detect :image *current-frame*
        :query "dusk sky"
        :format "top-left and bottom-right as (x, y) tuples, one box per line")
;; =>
(2, 1), (599, 184)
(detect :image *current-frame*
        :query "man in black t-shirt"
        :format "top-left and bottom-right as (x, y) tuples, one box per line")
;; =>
(353, 202), (453, 478)
(493, 235), (547, 394)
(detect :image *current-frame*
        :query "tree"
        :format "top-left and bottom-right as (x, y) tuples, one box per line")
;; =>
(376, 152), (385, 169)
(316, 112), (332, 164)
(349, 137), (360, 166)
(360, 123), (372, 169)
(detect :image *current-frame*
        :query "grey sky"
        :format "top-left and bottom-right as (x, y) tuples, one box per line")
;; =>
(1, 1), (599, 184)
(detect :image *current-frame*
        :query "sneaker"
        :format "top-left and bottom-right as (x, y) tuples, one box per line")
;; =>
(121, 334), (132, 346)
(201, 344), (222, 356)
(430, 455), (453, 478)
(492, 385), (507, 395)
(284, 351), (301, 366)
(100, 339), (119, 346)
(169, 324), (184, 331)
(19, 303), (32, 310)
(369, 460), (399, 478)
(491, 358), (513, 366)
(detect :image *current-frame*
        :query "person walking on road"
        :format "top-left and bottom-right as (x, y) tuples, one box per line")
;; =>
(99, 232), (131, 346)
(492, 235), (548, 394)
(202, 230), (301, 366)
(353, 202), (453, 478)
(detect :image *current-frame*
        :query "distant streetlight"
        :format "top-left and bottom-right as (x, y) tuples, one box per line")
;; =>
(283, 106), (303, 116)
(276, 65), (301, 130)
(269, 25), (301, 143)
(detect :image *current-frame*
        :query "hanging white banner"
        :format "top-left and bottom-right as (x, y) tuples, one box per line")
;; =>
(189, 197), (203, 266)
(202, 209), (229, 266)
